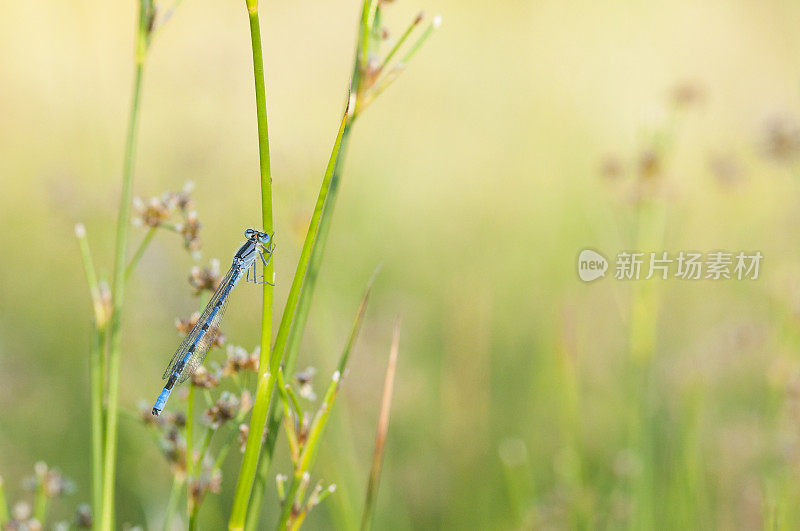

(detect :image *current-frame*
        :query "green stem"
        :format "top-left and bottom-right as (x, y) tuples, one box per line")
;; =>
(76, 223), (108, 517)
(163, 475), (185, 531)
(277, 279), (375, 529)
(0, 477), (8, 526)
(245, 104), (352, 531)
(228, 0), (273, 527)
(125, 226), (157, 281)
(374, 13), (423, 77)
(197, 427), (214, 466)
(186, 384), (196, 514)
(91, 327), (107, 521)
(100, 19), (147, 529)
(75, 223), (107, 327)
(189, 507), (199, 531)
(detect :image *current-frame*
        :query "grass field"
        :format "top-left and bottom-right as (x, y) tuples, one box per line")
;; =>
(2, 0), (800, 528)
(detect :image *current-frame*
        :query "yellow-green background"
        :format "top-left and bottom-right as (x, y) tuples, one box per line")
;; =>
(2, 0), (800, 528)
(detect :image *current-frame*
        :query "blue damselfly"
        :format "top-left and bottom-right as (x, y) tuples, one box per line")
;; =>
(152, 228), (274, 416)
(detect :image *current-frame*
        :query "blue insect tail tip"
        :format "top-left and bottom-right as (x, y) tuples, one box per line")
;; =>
(153, 388), (170, 416)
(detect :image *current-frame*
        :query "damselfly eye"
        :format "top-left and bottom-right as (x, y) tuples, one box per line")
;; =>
(259, 233), (270, 244)
(244, 228), (256, 240)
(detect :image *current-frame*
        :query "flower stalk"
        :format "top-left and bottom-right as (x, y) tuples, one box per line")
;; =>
(245, 3), (439, 527)
(100, 1), (154, 528)
(227, 0), (274, 527)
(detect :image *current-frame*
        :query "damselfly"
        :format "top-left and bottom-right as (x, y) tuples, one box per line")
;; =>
(152, 228), (275, 416)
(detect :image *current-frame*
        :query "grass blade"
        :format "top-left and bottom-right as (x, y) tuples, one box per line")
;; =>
(75, 223), (107, 517)
(276, 275), (376, 529)
(243, 91), (352, 531)
(227, 0), (275, 525)
(360, 316), (401, 531)
(101, 2), (152, 527)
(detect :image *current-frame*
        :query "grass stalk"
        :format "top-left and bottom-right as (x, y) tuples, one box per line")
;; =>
(75, 223), (108, 517)
(374, 13), (424, 77)
(358, 16), (440, 114)
(276, 276), (375, 529)
(100, 25), (147, 531)
(228, 0), (274, 526)
(163, 475), (185, 531)
(248, 0), (384, 521)
(126, 226), (157, 281)
(186, 384), (196, 518)
(360, 316), (401, 531)
(75, 223), (107, 327)
(100, 0), (150, 523)
(240, 2), (436, 525)
(244, 97), (351, 531)
(0, 477), (8, 526)
(90, 327), (107, 519)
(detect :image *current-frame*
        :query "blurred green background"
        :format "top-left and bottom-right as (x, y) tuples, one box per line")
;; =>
(4, 0), (800, 528)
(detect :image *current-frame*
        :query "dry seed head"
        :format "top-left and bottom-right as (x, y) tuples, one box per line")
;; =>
(295, 367), (317, 400)
(132, 195), (172, 228)
(223, 345), (259, 375)
(600, 155), (623, 180)
(670, 82), (704, 109)
(74, 504), (93, 528)
(204, 391), (240, 429)
(191, 365), (220, 389)
(637, 149), (660, 180)
(188, 259), (221, 295)
(176, 312), (201, 335)
(760, 113), (800, 162)
(178, 210), (202, 255)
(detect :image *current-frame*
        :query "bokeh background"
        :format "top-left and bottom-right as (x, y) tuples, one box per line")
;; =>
(4, 0), (800, 528)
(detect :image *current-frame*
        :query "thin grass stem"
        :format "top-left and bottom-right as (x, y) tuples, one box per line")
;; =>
(90, 327), (107, 520)
(360, 317), (401, 531)
(75, 223), (107, 327)
(163, 475), (185, 531)
(100, 0), (150, 523)
(125, 226), (157, 281)
(186, 384), (196, 514)
(0, 477), (8, 526)
(359, 15), (440, 114)
(276, 277), (375, 529)
(75, 223), (108, 517)
(245, 102), (352, 530)
(374, 12), (424, 78)
(228, 0), (273, 526)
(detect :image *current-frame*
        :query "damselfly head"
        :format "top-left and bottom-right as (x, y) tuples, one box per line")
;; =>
(245, 228), (271, 245)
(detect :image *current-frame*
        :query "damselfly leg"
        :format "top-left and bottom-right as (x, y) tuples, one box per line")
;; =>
(245, 242), (275, 285)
